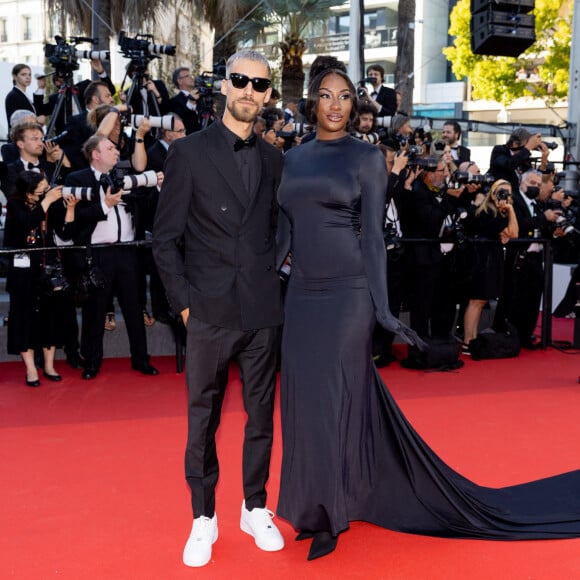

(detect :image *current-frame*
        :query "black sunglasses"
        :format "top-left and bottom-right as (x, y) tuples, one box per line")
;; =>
(228, 73), (271, 93)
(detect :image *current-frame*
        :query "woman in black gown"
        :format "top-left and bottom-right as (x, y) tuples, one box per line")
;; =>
(276, 68), (580, 561)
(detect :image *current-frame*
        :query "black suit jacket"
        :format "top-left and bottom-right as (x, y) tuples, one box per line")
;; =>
(145, 140), (168, 173)
(489, 144), (533, 192)
(374, 86), (397, 117)
(62, 111), (94, 170)
(153, 121), (284, 330)
(169, 92), (200, 135)
(127, 80), (171, 115)
(409, 178), (461, 265)
(5, 87), (35, 130)
(3, 159), (59, 199)
(453, 144), (471, 165)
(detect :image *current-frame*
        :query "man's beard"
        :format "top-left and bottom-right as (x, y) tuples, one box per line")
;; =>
(227, 97), (259, 123)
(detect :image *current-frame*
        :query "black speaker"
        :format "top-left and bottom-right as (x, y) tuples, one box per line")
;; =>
(471, 0), (534, 14)
(471, 22), (536, 56)
(472, 9), (535, 30)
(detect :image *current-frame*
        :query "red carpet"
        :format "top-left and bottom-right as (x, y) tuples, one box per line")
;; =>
(2, 319), (580, 579)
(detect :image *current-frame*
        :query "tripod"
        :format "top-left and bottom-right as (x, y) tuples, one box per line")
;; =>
(45, 70), (82, 138)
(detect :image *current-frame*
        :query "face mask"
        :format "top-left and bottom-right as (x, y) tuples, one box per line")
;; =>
(524, 186), (540, 200)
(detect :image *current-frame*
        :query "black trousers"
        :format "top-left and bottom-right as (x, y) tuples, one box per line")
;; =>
(80, 245), (149, 370)
(494, 251), (543, 343)
(184, 315), (280, 517)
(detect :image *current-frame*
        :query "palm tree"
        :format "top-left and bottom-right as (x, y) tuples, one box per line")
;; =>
(236, 0), (336, 102)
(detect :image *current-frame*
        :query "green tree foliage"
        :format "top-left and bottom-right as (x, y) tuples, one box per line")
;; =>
(443, 0), (572, 105)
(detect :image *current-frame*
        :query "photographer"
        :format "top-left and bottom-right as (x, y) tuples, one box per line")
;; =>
(89, 103), (151, 172)
(62, 81), (116, 170)
(372, 143), (413, 366)
(3, 121), (71, 198)
(462, 180), (518, 352)
(5, 64), (47, 131)
(494, 169), (560, 348)
(489, 128), (550, 192)
(169, 67), (201, 135)
(360, 64), (397, 117)
(64, 134), (159, 380)
(407, 157), (465, 338)
(4, 171), (65, 386)
(388, 113), (413, 151)
(124, 62), (171, 117)
(352, 101), (383, 145)
(441, 121), (471, 165)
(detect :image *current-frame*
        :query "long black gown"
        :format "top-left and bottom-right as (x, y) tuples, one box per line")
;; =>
(276, 135), (580, 540)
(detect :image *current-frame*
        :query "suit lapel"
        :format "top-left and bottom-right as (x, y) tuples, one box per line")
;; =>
(205, 123), (251, 210)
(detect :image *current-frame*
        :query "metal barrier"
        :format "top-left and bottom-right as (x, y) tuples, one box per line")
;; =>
(0, 236), (568, 352)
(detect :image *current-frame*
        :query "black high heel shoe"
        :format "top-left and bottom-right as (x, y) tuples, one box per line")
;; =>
(43, 371), (62, 382)
(307, 531), (338, 561)
(25, 377), (40, 387)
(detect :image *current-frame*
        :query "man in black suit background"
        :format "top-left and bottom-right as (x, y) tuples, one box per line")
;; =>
(494, 169), (560, 348)
(64, 135), (159, 380)
(365, 64), (397, 117)
(62, 81), (115, 170)
(169, 67), (201, 135)
(441, 121), (471, 165)
(153, 49), (285, 568)
(140, 113), (186, 324)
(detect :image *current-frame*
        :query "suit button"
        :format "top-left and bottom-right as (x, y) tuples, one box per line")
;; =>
(266, 265), (272, 271)
(220, 205), (227, 211)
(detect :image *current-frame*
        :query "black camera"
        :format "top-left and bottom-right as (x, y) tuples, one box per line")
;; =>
(39, 262), (69, 296)
(118, 30), (176, 60)
(496, 188), (511, 202)
(442, 210), (469, 245)
(356, 77), (375, 98)
(43, 130), (69, 145)
(452, 171), (495, 186)
(45, 36), (107, 78)
(543, 141), (558, 150)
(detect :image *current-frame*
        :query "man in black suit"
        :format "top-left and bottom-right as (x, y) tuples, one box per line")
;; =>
(489, 128), (547, 192)
(494, 169), (560, 348)
(441, 121), (471, 165)
(153, 49), (285, 568)
(3, 122), (70, 197)
(64, 134), (159, 380)
(408, 158), (464, 338)
(169, 67), (201, 135)
(62, 80), (115, 170)
(365, 64), (397, 117)
(139, 114), (186, 323)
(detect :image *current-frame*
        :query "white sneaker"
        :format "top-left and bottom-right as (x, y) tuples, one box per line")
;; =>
(240, 501), (284, 552)
(182, 514), (218, 567)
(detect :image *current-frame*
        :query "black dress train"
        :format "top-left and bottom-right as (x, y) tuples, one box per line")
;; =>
(276, 135), (580, 539)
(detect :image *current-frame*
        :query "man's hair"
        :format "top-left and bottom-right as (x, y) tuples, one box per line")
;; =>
(269, 87), (281, 101)
(82, 134), (109, 161)
(443, 121), (462, 139)
(390, 113), (410, 135)
(83, 81), (109, 106)
(508, 128), (532, 147)
(358, 101), (377, 119)
(226, 50), (271, 78)
(159, 112), (183, 139)
(9, 109), (36, 127)
(366, 64), (385, 82)
(172, 67), (190, 88)
(10, 121), (43, 143)
(305, 68), (358, 129)
(521, 168), (542, 184)
(262, 107), (283, 130)
(309, 56), (346, 84)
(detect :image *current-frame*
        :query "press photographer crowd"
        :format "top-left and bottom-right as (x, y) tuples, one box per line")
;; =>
(0, 41), (577, 385)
